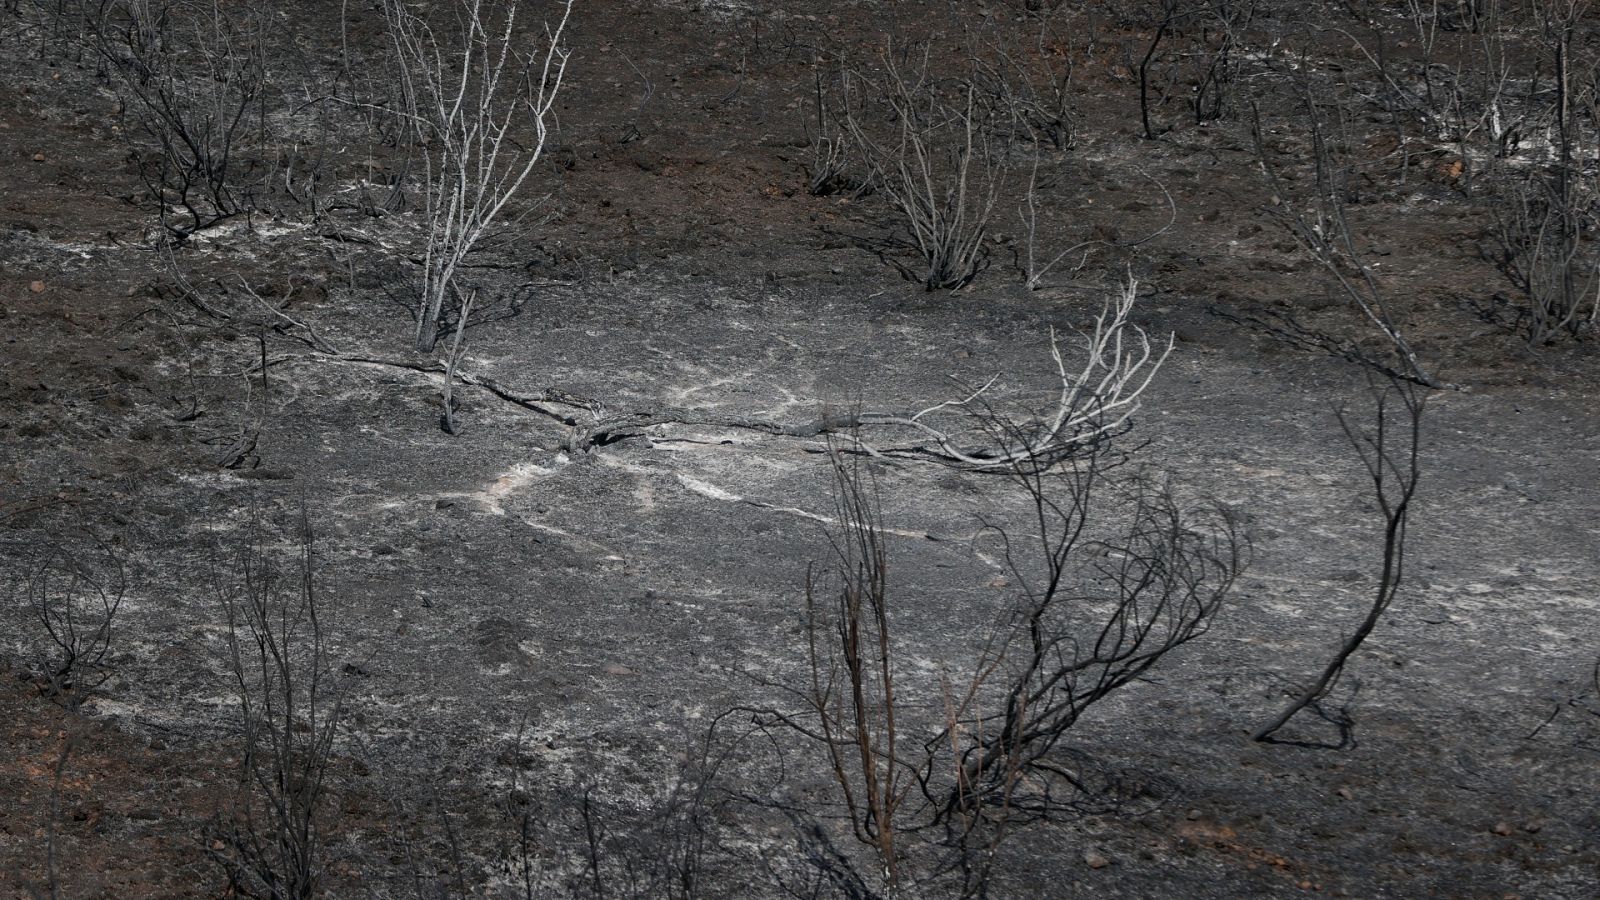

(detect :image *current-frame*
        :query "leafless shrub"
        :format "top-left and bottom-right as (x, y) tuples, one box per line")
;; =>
(1016, 159), (1174, 291)
(210, 510), (348, 900)
(1337, 0), (1525, 169)
(11, 527), (130, 708)
(928, 463), (1240, 825)
(1435, 1), (1529, 186)
(382, 0), (573, 352)
(763, 289), (1241, 894)
(1188, 1), (1259, 126)
(837, 43), (1011, 291)
(1329, 0), (1598, 343)
(804, 57), (870, 197)
(558, 713), (758, 899)
(1488, 164), (1600, 343)
(1481, 0), (1600, 344)
(615, 48), (655, 145)
(1249, 97), (1446, 387)
(1254, 377), (1425, 746)
(74, 0), (271, 239)
(799, 449), (908, 888)
(777, 442), (1239, 895)
(971, 8), (1080, 152)
(1131, 0), (1256, 139)
(1133, 0), (1183, 140)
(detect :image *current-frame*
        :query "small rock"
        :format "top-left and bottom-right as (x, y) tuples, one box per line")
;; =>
(1083, 850), (1111, 869)
(1491, 822), (1514, 836)
(1187, 808), (1202, 820)
(1521, 821), (1542, 834)
(1335, 787), (1353, 800)
(32, 153), (46, 162)
(29, 280), (46, 293)
(435, 498), (455, 510)
(602, 663), (635, 676)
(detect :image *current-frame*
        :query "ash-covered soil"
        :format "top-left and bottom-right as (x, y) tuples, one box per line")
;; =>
(1, 0), (1598, 897)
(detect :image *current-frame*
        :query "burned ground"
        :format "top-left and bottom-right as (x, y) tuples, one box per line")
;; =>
(1, 0), (1598, 896)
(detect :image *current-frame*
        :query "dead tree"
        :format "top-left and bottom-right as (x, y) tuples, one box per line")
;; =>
(568, 280), (1172, 472)
(383, 0), (573, 352)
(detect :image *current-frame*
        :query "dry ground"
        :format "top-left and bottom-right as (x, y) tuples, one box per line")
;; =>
(1, 0), (1599, 896)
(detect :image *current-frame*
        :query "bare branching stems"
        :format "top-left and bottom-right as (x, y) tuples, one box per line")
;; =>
(804, 57), (865, 197)
(77, 0), (269, 239)
(563, 714), (745, 898)
(1138, 0), (1181, 140)
(440, 288), (476, 434)
(804, 447), (909, 888)
(1250, 99), (1445, 388)
(930, 459), (1241, 821)
(383, 0), (573, 352)
(971, 10), (1078, 152)
(838, 45), (1009, 291)
(1130, 0), (1258, 138)
(1335, 0), (1598, 343)
(213, 511), (346, 900)
(1017, 157), (1174, 291)
(812, 21), (1099, 291)
(1486, 0), (1600, 344)
(1492, 165), (1600, 343)
(16, 531), (129, 708)
(850, 280), (1172, 471)
(1254, 379), (1424, 744)
(773, 282), (1241, 891)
